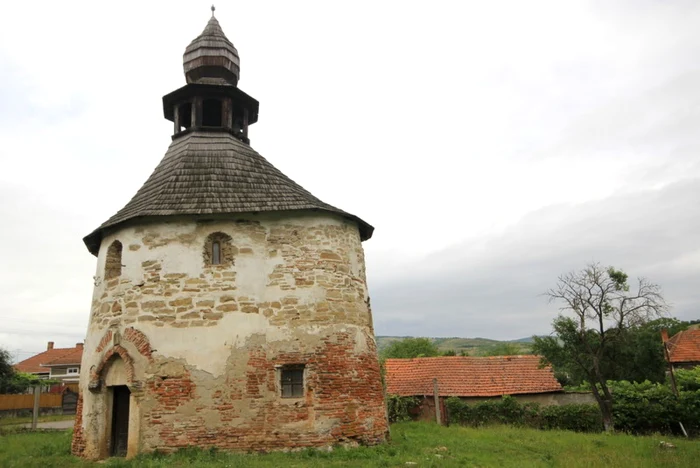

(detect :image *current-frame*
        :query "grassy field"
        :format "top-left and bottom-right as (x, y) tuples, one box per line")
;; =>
(0, 422), (696, 467)
(0, 414), (75, 427)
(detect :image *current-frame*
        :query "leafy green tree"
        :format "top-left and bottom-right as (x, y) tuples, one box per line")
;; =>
(610, 318), (684, 383)
(381, 338), (440, 359)
(483, 343), (523, 356)
(533, 263), (668, 432)
(0, 348), (52, 393)
(0, 347), (16, 392)
(550, 318), (692, 386)
(2, 371), (40, 394)
(441, 349), (457, 356)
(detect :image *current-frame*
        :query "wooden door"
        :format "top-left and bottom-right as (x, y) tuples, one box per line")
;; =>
(110, 386), (130, 457)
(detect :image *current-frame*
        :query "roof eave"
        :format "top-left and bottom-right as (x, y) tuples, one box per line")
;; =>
(84, 209), (373, 256)
(83, 228), (101, 256)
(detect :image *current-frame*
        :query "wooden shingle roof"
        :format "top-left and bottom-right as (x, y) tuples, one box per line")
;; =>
(83, 131), (373, 254)
(385, 356), (563, 397)
(667, 329), (700, 364)
(183, 15), (240, 85)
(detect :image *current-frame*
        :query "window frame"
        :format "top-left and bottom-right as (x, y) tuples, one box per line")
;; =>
(280, 365), (305, 399)
(203, 232), (234, 267)
(67, 367), (79, 375)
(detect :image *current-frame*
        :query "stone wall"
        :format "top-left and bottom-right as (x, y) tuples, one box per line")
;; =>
(73, 212), (388, 459)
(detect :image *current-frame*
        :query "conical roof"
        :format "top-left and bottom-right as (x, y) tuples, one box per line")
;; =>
(83, 131), (373, 254)
(183, 15), (240, 85)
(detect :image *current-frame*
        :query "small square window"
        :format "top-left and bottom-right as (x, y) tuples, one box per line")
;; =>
(67, 368), (79, 374)
(281, 366), (304, 398)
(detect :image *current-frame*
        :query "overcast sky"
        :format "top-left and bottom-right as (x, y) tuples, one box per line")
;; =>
(1, 1), (699, 360)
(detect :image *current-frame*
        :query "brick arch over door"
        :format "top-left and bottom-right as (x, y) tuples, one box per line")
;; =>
(96, 328), (154, 362)
(91, 345), (136, 387)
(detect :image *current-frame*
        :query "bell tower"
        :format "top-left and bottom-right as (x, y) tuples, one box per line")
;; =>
(73, 7), (387, 460)
(165, 6), (257, 144)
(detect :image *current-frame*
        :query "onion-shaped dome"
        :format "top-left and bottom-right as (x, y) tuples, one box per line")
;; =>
(183, 11), (240, 86)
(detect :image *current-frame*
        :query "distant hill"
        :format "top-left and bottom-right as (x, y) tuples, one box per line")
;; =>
(511, 336), (536, 343)
(375, 336), (536, 356)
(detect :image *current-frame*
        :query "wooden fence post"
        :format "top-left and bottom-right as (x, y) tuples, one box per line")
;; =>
(662, 335), (689, 437)
(31, 385), (40, 430)
(433, 378), (441, 425)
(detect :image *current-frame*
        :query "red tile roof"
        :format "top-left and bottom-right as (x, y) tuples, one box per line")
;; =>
(385, 355), (562, 397)
(43, 347), (83, 367)
(667, 329), (700, 364)
(14, 345), (83, 374)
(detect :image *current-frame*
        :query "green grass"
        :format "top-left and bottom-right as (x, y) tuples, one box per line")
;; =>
(0, 414), (75, 426)
(0, 423), (697, 467)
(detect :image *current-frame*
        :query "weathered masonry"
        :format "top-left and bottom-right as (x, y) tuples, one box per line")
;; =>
(72, 8), (388, 459)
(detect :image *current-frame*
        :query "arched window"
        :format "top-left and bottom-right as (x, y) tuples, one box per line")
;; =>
(203, 232), (234, 266)
(105, 240), (123, 280)
(202, 99), (222, 127)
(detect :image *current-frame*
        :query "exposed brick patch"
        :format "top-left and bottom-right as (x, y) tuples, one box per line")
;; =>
(123, 327), (154, 361)
(146, 370), (196, 413)
(92, 345), (136, 386)
(143, 333), (387, 453)
(71, 393), (85, 456)
(95, 329), (113, 353)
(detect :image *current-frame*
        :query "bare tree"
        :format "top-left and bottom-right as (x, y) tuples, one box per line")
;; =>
(533, 263), (668, 431)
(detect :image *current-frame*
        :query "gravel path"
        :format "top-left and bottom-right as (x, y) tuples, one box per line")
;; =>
(20, 419), (75, 430)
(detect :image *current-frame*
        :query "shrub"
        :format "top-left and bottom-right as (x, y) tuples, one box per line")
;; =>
(419, 378), (700, 436)
(538, 404), (603, 432)
(446, 396), (603, 432)
(387, 395), (419, 423)
(676, 367), (700, 392)
(608, 379), (700, 436)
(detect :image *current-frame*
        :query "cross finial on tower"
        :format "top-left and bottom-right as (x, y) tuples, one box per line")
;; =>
(211, 5), (216, 17)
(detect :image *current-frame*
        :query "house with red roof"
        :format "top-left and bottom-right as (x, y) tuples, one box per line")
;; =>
(662, 326), (700, 369)
(385, 355), (593, 421)
(14, 341), (84, 384)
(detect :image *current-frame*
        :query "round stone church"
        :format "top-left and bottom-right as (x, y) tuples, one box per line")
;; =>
(72, 10), (388, 459)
